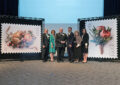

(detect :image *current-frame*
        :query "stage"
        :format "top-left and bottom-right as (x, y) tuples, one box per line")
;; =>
(0, 60), (120, 85)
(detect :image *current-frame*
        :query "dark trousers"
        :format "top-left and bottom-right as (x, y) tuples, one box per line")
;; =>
(74, 46), (82, 61)
(56, 47), (65, 61)
(67, 47), (74, 61)
(42, 47), (49, 61)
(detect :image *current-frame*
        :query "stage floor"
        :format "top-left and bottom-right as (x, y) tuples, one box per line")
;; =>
(0, 60), (120, 85)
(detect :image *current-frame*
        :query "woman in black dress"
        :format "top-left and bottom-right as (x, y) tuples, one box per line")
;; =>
(73, 31), (82, 63)
(82, 29), (89, 63)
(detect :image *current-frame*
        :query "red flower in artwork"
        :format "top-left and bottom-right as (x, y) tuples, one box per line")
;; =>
(96, 26), (105, 30)
(100, 29), (111, 38)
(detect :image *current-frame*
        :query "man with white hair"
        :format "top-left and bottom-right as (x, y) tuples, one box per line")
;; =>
(55, 27), (67, 62)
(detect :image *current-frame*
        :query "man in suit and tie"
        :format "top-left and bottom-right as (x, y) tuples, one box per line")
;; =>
(67, 27), (74, 62)
(56, 28), (67, 62)
(42, 28), (50, 62)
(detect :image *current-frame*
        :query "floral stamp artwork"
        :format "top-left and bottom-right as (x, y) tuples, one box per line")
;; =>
(89, 26), (112, 54)
(85, 19), (118, 58)
(1, 23), (41, 53)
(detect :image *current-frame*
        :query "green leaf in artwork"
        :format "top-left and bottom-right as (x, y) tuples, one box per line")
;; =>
(107, 27), (111, 31)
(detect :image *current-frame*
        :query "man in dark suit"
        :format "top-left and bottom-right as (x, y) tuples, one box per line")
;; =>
(67, 27), (74, 62)
(42, 28), (50, 62)
(56, 28), (67, 62)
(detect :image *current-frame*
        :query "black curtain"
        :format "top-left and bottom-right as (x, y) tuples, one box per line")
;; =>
(0, 0), (18, 16)
(104, 0), (120, 16)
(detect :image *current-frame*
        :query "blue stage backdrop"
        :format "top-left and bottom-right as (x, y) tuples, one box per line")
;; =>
(19, 0), (104, 23)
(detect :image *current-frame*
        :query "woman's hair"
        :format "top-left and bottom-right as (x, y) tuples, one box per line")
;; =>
(51, 30), (56, 35)
(74, 30), (80, 36)
(82, 28), (87, 34)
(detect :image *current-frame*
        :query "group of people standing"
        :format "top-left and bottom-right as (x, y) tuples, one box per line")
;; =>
(42, 27), (89, 63)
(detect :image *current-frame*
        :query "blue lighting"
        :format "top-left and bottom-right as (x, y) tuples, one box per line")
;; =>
(19, 0), (104, 23)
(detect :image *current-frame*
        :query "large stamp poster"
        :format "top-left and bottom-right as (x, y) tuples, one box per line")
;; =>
(1, 23), (41, 54)
(85, 19), (118, 58)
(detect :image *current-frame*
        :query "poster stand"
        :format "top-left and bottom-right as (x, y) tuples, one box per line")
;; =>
(0, 15), (44, 61)
(78, 15), (120, 60)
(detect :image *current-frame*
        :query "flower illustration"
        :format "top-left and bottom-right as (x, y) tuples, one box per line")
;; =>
(5, 27), (36, 49)
(89, 26), (112, 54)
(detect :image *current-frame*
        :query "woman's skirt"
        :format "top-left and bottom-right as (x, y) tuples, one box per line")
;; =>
(74, 46), (82, 60)
(82, 45), (88, 53)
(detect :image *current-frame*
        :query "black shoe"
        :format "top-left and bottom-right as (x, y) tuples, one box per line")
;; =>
(43, 60), (47, 62)
(61, 59), (64, 62)
(70, 60), (74, 63)
(57, 60), (60, 63)
(57, 59), (60, 62)
(69, 59), (71, 62)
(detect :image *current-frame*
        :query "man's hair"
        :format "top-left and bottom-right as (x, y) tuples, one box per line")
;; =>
(68, 27), (72, 29)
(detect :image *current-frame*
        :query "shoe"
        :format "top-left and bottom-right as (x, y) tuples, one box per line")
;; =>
(61, 59), (64, 62)
(57, 60), (60, 63)
(43, 60), (47, 62)
(82, 61), (87, 63)
(70, 60), (74, 63)
(69, 59), (71, 61)
(74, 59), (79, 63)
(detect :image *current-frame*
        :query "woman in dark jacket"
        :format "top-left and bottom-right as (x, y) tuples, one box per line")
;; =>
(81, 29), (89, 63)
(73, 31), (82, 63)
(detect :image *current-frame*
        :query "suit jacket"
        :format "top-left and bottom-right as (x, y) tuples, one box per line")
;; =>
(55, 33), (67, 47)
(42, 33), (50, 47)
(81, 33), (89, 46)
(67, 32), (74, 47)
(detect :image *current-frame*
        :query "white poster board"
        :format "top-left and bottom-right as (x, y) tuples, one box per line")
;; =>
(1, 23), (41, 53)
(85, 19), (118, 58)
